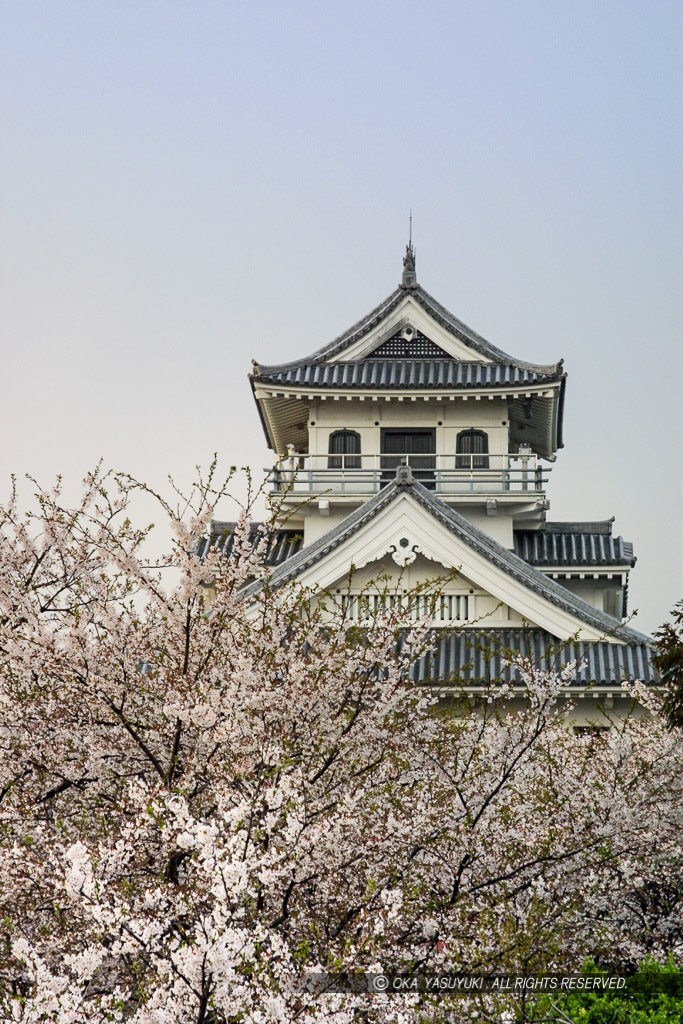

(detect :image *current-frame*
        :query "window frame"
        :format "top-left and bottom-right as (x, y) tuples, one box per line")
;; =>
(456, 428), (490, 469)
(328, 429), (362, 470)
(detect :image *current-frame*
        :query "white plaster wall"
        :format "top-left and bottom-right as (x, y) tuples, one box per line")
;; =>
(286, 396), (555, 571)
(308, 397), (509, 459)
(456, 508), (513, 547)
(312, 554), (525, 627)
(558, 578), (623, 617)
(295, 491), (515, 552)
(303, 509), (349, 546)
(441, 693), (649, 726)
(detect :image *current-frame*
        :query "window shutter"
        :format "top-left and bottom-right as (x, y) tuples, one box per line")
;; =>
(456, 429), (489, 469)
(328, 430), (361, 469)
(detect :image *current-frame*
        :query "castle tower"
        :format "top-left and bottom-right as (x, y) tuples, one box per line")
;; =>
(204, 246), (655, 710)
(250, 245), (564, 552)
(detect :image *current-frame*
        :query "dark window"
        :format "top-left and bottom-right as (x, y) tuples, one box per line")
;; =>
(456, 429), (489, 469)
(380, 429), (436, 488)
(328, 430), (361, 469)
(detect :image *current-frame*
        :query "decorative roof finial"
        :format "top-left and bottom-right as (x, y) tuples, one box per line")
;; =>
(401, 211), (417, 288)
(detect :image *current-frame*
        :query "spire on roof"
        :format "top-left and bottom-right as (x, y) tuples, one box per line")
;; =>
(401, 211), (417, 288)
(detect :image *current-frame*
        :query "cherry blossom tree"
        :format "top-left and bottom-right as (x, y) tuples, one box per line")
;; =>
(0, 465), (680, 1023)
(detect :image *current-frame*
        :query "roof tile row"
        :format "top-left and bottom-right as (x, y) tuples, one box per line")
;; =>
(409, 629), (654, 685)
(255, 359), (562, 390)
(197, 524), (303, 566)
(514, 530), (635, 567)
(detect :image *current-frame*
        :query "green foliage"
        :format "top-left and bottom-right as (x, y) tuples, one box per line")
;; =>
(532, 958), (683, 1024)
(652, 600), (683, 728)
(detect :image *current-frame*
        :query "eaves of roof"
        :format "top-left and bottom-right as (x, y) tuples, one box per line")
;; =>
(251, 283), (563, 378)
(555, 374), (566, 449)
(514, 529), (636, 568)
(249, 375), (274, 447)
(252, 359), (565, 390)
(409, 629), (655, 686)
(241, 477), (651, 647)
(198, 523), (303, 567)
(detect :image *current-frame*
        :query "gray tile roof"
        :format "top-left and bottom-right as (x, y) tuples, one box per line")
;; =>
(252, 358), (563, 390)
(197, 523), (303, 566)
(514, 526), (635, 567)
(250, 280), (567, 455)
(251, 284), (564, 378)
(408, 629), (655, 686)
(240, 472), (651, 647)
(204, 518), (635, 575)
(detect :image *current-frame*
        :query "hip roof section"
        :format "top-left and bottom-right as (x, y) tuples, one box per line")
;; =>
(250, 269), (567, 456)
(201, 520), (634, 573)
(197, 523), (303, 566)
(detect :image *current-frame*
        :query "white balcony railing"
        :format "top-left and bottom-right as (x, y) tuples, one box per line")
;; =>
(268, 452), (549, 497)
(338, 592), (472, 625)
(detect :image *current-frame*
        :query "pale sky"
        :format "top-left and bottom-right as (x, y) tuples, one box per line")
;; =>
(1, 0), (681, 635)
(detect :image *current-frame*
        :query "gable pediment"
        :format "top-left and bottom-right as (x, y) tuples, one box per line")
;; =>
(290, 493), (590, 636)
(245, 482), (647, 645)
(336, 295), (494, 363)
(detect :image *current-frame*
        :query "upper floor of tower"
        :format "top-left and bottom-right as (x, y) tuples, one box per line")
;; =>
(249, 246), (566, 535)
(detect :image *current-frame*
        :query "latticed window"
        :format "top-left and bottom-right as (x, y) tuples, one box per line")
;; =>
(456, 429), (489, 469)
(369, 330), (450, 359)
(380, 429), (436, 488)
(328, 429), (361, 469)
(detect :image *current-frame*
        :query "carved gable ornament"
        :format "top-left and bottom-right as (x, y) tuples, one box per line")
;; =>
(388, 536), (421, 567)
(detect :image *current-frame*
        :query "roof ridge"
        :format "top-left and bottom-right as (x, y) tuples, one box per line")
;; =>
(538, 519), (615, 535)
